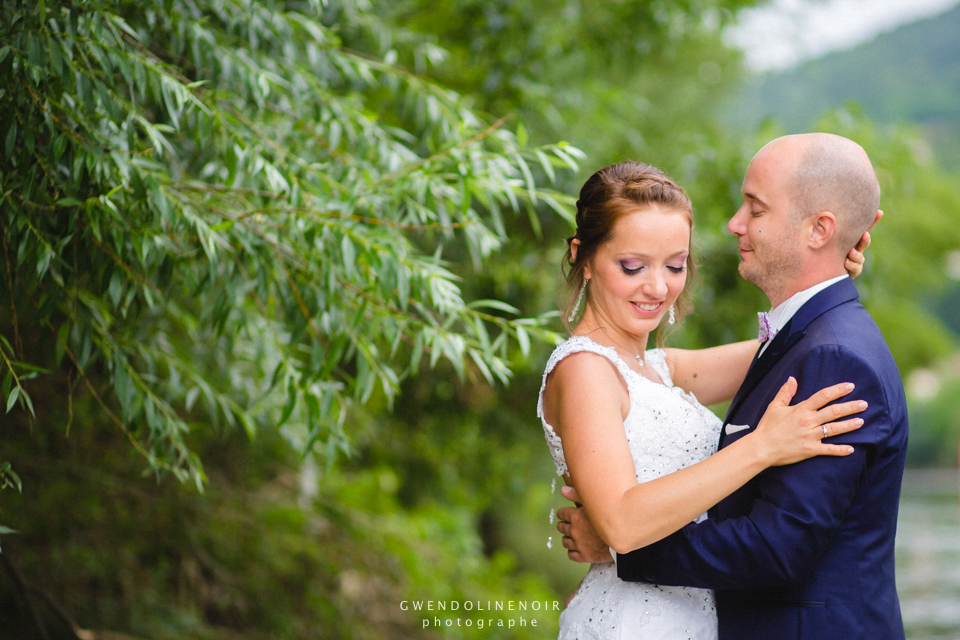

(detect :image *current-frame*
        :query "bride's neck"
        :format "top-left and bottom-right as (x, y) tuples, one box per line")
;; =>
(574, 310), (650, 359)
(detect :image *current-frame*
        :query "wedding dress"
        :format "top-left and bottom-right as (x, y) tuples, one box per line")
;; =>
(538, 335), (722, 640)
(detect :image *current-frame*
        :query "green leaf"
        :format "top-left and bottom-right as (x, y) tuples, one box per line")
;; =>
(516, 155), (537, 204)
(36, 245), (54, 278)
(20, 390), (34, 418)
(515, 325), (530, 358)
(341, 235), (356, 278)
(468, 299), (519, 314)
(55, 323), (69, 367)
(0, 462), (20, 493)
(108, 14), (141, 41)
(5, 120), (16, 158)
(108, 271), (124, 306)
(468, 349), (493, 384)
(48, 37), (63, 77)
(129, 169), (147, 200)
(277, 384), (297, 429)
(516, 123), (528, 148)
(52, 134), (68, 162)
(210, 219), (235, 232)
(147, 179), (171, 218)
(535, 149), (556, 184)
(6, 387), (19, 413)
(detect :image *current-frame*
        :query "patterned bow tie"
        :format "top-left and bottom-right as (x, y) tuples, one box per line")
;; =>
(758, 311), (777, 343)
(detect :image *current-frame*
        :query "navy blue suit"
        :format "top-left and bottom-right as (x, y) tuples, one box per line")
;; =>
(617, 278), (908, 640)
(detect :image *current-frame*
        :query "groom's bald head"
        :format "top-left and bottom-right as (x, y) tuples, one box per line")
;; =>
(771, 133), (880, 253)
(731, 133), (881, 305)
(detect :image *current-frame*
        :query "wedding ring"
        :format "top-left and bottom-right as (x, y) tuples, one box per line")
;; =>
(822, 425), (829, 437)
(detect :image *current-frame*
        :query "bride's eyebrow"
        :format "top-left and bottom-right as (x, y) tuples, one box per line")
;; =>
(618, 250), (688, 260)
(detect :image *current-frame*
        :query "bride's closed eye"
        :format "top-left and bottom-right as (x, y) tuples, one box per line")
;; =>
(619, 261), (686, 276)
(620, 261), (643, 275)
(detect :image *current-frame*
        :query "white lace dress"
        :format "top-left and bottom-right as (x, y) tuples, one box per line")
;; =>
(538, 335), (723, 640)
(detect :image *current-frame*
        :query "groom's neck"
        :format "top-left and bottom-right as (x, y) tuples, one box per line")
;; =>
(767, 263), (847, 309)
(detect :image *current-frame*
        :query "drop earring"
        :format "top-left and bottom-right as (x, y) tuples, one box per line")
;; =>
(667, 305), (676, 325)
(568, 278), (588, 323)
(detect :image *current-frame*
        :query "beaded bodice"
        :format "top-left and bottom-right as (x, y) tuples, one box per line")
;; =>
(537, 335), (722, 484)
(537, 335), (723, 639)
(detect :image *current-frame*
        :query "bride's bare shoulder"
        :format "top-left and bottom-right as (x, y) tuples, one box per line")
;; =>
(548, 349), (622, 385)
(543, 349), (630, 430)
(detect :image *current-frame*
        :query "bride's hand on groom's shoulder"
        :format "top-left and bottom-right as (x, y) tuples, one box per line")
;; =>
(557, 486), (614, 564)
(845, 209), (882, 278)
(751, 377), (866, 467)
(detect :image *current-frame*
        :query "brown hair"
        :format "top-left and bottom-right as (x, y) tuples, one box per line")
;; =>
(563, 161), (696, 336)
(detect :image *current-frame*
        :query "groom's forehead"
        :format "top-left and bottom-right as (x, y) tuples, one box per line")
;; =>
(744, 146), (799, 193)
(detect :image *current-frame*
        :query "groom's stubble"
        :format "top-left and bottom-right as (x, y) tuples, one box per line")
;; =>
(737, 217), (804, 306)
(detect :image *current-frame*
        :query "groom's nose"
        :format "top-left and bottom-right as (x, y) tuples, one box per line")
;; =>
(727, 204), (748, 236)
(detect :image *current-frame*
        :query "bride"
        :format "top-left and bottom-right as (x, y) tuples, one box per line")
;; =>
(538, 161), (869, 639)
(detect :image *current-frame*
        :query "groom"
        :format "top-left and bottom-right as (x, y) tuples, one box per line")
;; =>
(558, 133), (907, 640)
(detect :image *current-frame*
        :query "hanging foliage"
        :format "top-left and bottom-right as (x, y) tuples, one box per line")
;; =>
(0, 0), (582, 486)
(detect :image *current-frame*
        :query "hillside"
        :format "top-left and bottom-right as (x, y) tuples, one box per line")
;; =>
(732, 3), (960, 165)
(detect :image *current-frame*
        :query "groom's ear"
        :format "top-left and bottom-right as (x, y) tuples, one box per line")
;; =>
(806, 210), (837, 249)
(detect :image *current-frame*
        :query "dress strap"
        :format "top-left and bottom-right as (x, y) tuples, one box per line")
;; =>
(537, 336), (637, 418)
(537, 336), (639, 477)
(644, 348), (673, 387)
(646, 347), (704, 408)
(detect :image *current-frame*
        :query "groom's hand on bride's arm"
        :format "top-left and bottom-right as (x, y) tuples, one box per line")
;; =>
(557, 486), (614, 563)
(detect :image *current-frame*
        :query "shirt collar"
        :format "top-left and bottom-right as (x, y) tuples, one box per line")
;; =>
(766, 275), (849, 333)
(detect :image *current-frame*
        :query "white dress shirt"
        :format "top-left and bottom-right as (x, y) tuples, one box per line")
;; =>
(757, 275), (849, 357)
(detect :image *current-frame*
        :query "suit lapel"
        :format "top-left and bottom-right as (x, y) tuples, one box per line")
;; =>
(720, 278), (862, 446)
(720, 321), (801, 447)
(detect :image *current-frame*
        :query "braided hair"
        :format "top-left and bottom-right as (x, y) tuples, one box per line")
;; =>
(563, 161), (696, 335)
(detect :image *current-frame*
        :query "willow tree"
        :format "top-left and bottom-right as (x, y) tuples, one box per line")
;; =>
(0, 0), (581, 488)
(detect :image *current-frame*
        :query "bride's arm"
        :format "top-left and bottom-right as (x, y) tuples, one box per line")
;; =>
(662, 340), (758, 406)
(547, 356), (865, 555)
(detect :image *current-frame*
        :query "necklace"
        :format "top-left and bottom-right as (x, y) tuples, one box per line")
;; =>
(612, 345), (644, 367)
(590, 327), (645, 367)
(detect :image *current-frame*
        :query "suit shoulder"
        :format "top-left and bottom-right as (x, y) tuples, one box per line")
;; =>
(792, 340), (906, 422)
(805, 302), (898, 368)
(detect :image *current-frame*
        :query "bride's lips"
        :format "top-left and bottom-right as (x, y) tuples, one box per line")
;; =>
(631, 301), (663, 316)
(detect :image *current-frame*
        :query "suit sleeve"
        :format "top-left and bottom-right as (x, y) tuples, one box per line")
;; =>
(617, 345), (892, 589)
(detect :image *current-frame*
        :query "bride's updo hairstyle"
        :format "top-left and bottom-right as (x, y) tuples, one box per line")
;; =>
(563, 161), (696, 334)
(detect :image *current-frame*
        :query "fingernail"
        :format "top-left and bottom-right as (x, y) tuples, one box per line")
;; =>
(846, 446), (855, 454)
(858, 401), (868, 409)
(855, 418), (864, 425)
(845, 383), (855, 390)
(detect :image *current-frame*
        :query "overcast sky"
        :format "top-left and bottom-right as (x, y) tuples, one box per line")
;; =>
(724, 0), (960, 71)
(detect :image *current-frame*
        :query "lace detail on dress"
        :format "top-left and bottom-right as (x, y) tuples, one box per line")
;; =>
(644, 347), (672, 385)
(537, 336), (640, 476)
(540, 335), (723, 639)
